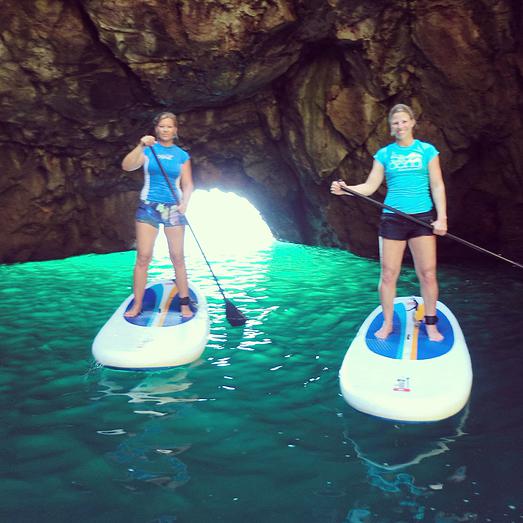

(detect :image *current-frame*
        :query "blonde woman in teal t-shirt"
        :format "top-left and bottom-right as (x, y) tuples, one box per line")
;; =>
(331, 104), (447, 342)
(121, 112), (194, 320)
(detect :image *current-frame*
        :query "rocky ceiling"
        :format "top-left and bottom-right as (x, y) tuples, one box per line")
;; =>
(0, 0), (522, 264)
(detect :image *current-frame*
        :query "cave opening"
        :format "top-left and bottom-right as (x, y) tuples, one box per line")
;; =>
(154, 188), (274, 258)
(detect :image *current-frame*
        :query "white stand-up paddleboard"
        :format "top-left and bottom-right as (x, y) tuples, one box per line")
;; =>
(339, 297), (472, 422)
(92, 279), (210, 370)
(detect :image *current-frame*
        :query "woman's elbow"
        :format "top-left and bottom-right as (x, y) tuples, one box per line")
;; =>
(431, 180), (446, 193)
(121, 160), (139, 172)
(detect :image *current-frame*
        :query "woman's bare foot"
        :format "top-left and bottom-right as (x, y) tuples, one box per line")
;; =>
(181, 304), (193, 318)
(375, 322), (393, 339)
(124, 304), (142, 318)
(426, 324), (444, 342)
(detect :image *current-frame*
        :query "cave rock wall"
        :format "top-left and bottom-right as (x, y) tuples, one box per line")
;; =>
(0, 0), (521, 263)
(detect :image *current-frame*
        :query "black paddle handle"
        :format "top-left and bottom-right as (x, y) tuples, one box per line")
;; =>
(340, 186), (523, 270)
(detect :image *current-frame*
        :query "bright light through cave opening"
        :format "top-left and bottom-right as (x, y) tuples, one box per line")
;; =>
(155, 188), (274, 258)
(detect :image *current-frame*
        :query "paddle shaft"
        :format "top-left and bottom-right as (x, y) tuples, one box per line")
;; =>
(148, 145), (247, 325)
(340, 186), (523, 270)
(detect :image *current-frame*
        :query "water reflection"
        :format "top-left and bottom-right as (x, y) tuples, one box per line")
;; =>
(92, 368), (202, 502)
(94, 368), (202, 406)
(340, 405), (474, 522)
(344, 405), (469, 472)
(109, 434), (190, 491)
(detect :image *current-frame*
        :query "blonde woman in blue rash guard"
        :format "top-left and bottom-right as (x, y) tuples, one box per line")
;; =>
(331, 104), (447, 341)
(122, 112), (194, 319)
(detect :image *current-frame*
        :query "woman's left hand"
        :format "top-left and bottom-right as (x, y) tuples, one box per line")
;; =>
(431, 218), (448, 236)
(177, 202), (188, 214)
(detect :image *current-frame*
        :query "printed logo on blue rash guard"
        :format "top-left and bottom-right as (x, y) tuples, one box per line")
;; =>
(157, 154), (175, 161)
(389, 151), (423, 171)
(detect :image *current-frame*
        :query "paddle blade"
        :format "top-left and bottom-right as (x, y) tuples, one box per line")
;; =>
(225, 299), (247, 327)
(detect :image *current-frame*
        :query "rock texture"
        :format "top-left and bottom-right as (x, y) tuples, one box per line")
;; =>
(0, 0), (522, 264)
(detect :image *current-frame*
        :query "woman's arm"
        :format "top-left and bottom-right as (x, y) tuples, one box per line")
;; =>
(177, 160), (194, 214)
(121, 135), (155, 171)
(428, 155), (447, 236)
(331, 160), (385, 196)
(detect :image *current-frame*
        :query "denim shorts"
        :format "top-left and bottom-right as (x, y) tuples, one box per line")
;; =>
(379, 210), (435, 241)
(135, 200), (188, 228)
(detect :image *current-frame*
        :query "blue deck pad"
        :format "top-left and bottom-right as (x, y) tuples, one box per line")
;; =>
(365, 304), (405, 359)
(417, 314), (453, 359)
(124, 284), (198, 327)
(365, 302), (454, 360)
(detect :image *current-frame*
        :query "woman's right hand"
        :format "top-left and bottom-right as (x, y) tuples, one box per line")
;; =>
(140, 135), (156, 147)
(122, 135), (154, 171)
(330, 179), (349, 196)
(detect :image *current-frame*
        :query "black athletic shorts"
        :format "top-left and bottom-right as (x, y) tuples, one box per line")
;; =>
(379, 210), (435, 241)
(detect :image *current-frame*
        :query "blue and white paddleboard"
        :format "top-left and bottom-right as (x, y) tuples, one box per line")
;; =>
(339, 297), (472, 422)
(92, 279), (210, 370)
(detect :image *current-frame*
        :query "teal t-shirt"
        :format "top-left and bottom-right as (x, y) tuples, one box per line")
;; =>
(141, 143), (190, 204)
(374, 139), (439, 214)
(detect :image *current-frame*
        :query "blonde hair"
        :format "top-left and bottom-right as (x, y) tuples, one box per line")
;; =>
(153, 112), (178, 139)
(388, 104), (416, 123)
(153, 112), (177, 126)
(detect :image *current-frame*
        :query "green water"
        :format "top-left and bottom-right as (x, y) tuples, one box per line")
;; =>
(1, 242), (522, 523)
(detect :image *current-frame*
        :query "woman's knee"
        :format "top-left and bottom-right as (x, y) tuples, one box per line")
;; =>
(136, 252), (153, 267)
(418, 267), (438, 286)
(169, 252), (185, 267)
(380, 266), (400, 285)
